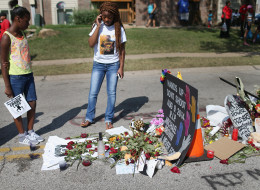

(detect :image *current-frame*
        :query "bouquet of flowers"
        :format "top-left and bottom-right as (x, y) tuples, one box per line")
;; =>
(146, 109), (165, 136)
(64, 133), (110, 169)
(108, 130), (163, 168)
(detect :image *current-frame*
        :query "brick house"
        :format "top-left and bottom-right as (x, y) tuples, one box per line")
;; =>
(0, 0), (244, 26)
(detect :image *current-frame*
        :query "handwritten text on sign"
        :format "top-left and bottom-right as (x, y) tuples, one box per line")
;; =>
(161, 73), (198, 166)
(225, 95), (254, 140)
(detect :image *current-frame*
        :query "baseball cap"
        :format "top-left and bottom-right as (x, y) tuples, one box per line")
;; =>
(247, 5), (252, 9)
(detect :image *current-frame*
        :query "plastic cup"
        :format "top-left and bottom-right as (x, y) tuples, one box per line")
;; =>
(207, 150), (214, 159)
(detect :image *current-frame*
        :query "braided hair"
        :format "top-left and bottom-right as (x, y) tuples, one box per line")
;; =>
(99, 2), (125, 53)
(9, 0), (30, 21)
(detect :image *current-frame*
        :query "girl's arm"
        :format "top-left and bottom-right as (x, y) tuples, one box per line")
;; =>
(88, 14), (102, 48)
(118, 42), (126, 79)
(152, 3), (157, 13)
(0, 34), (13, 98)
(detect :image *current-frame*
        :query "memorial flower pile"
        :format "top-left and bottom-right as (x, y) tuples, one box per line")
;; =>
(63, 133), (110, 169)
(148, 109), (165, 136)
(108, 130), (163, 167)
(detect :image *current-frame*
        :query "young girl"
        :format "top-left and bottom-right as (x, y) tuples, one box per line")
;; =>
(81, 2), (127, 129)
(1, 0), (44, 145)
(243, 5), (254, 46)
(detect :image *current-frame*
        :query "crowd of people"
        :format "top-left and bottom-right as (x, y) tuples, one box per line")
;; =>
(220, 0), (260, 46)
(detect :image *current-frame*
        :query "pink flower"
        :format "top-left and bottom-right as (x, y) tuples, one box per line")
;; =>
(171, 166), (180, 173)
(158, 109), (163, 114)
(81, 133), (88, 138)
(149, 140), (153, 144)
(158, 118), (164, 124)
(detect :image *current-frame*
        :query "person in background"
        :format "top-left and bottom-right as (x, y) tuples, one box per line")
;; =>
(232, 9), (240, 26)
(239, 1), (249, 38)
(81, 2), (127, 130)
(178, 0), (189, 26)
(208, 10), (213, 28)
(1, 0), (44, 145)
(243, 5), (254, 46)
(220, 0), (232, 38)
(0, 12), (11, 41)
(146, 0), (157, 28)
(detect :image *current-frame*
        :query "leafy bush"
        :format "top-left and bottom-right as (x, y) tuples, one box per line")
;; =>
(73, 9), (99, 25)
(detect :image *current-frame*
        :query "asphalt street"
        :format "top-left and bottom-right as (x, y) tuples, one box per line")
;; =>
(0, 66), (260, 190)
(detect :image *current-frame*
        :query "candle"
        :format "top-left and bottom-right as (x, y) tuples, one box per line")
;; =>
(232, 128), (238, 141)
(207, 150), (214, 159)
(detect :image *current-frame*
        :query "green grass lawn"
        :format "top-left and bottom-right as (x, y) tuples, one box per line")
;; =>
(28, 25), (260, 61)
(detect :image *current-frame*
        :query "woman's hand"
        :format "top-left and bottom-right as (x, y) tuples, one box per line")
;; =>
(5, 87), (13, 98)
(96, 14), (102, 26)
(117, 67), (124, 79)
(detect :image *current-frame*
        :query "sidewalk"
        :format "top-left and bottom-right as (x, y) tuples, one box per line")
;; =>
(32, 52), (260, 66)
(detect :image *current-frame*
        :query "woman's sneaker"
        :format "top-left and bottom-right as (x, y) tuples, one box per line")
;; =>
(19, 135), (39, 145)
(28, 131), (44, 142)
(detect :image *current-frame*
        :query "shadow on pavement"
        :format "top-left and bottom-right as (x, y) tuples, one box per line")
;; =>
(35, 104), (87, 136)
(0, 112), (43, 146)
(94, 96), (149, 123)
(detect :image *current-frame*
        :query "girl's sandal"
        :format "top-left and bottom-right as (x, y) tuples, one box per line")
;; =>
(106, 122), (114, 130)
(81, 120), (92, 128)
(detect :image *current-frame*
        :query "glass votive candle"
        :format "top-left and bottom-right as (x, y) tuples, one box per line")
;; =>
(59, 160), (67, 171)
(207, 150), (215, 159)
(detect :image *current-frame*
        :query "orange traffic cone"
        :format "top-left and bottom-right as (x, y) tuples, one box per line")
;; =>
(186, 114), (204, 158)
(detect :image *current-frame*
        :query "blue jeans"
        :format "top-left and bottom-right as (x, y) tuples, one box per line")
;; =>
(9, 73), (37, 102)
(85, 61), (119, 123)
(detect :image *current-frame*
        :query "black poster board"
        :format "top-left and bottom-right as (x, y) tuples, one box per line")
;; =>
(161, 72), (198, 166)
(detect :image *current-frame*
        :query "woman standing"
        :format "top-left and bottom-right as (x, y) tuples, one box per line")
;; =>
(220, 1), (232, 38)
(81, 2), (127, 129)
(146, 0), (157, 27)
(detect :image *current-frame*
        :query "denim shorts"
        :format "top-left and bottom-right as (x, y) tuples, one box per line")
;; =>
(9, 73), (37, 102)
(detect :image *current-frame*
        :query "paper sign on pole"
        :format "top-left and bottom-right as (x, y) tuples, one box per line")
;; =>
(4, 94), (31, 119)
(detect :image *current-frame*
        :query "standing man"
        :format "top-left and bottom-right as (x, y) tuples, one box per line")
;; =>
(178, 0), (189, 26)
(239, 1), (248, 38)
(0, 12), (11, 41)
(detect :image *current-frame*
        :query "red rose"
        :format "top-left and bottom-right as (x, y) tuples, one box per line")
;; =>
(105, 145), (109, 150)
(171, 166), (180, 173)
(64, 150), (68, 155)
(149, 140), (153, 144)
(256, 147), (260, 151)
(110, 147), (115, 152)
(95, 148), (98, 151)
(124, 132), (129, 136)
(145, 153), (151, 159)
(86, 144), (92, 148)
(81, 133), (88, 138)
(144, 137), (149, 142)
(130, 159), (135, 164)
(154, 152), (160, 157)
(82, 160), (92, 166)
(65, 137), (70, 140)
(67, 141), (74, 145)
(88, 140), (92, 144)
(220, 159), (229, 165)
(126, 161), (129, 165)
(66, 144), (73, 150)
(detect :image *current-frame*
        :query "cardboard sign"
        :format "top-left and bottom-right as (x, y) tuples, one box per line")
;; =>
(224, 95), (254, 140)
(204, 137), (245, 160)
(4, 94), (31, 119)
(161, 72), (198, 166)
